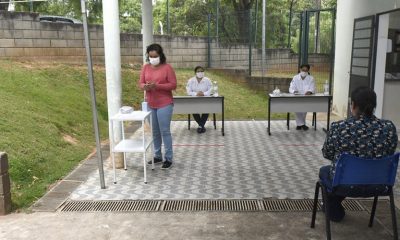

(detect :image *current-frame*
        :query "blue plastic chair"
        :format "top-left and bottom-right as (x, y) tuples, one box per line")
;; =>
(311, 153), (400, 240)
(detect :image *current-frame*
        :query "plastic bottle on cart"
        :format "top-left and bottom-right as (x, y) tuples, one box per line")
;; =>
(213, 81), (219, 97)
(323, 80), (329, 95)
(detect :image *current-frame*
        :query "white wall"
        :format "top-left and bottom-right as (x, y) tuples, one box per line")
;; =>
(333, 0), (400, 118)
(383, 81), (400, 127)
(374, 14), (389, 117)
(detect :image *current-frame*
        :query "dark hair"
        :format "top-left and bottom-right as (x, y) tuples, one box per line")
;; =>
(146, 43), (166, 64)
(351, 87), (376, 117)
(194, 66), (204, 73)
(300, 64), (310, 70)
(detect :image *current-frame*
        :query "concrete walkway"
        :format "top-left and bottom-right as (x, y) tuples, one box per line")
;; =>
(0, 210), (396, 240)
(2, 120), (399, 240)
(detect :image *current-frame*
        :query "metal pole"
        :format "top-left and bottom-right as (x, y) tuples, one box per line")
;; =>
(248, 10), (252, 76)
(315, 11), (320, 53)
(298, 12), (303, 67)
(304, 10), (309, 64)
(80, 0), (105, 189)
(216, 0), (219, 46)
(262, 0), (266, 78)
(254, 0), (258, 45)
(29, 0), (33, 12)
(166, 0), (170, 35)
(328, 10), (336, 95)
(207, 13), (211, 68)
(287, 9), (292, 48)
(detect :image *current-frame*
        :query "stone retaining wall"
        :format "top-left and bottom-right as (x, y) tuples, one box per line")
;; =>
(0, 11), (330, 70)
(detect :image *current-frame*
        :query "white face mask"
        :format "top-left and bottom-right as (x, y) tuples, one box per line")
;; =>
(149, 57), (160, 66)
(300, 71), (308, 78)
(196, 72), (204, 79)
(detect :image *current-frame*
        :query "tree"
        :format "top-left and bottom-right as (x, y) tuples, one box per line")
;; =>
(153, 0), (212, 36)
(230, 0), (255, 42)
(14, 0), (103, 24)
(119, 0), (142, 33)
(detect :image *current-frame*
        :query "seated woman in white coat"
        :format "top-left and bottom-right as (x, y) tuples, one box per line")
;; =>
(186, 66), (212, 133)
(288, 64), (315, 130)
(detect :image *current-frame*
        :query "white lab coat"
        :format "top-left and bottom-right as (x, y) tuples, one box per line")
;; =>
(289, 73), (315, 94)
(186, 76), (212, 96)
(289, 73), (316, 126)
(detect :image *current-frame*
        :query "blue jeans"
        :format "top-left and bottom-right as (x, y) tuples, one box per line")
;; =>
(150, 104), (173, 162)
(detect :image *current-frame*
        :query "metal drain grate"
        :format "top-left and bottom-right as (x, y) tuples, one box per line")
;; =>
(59, 199), (366, 212)
(342, 199), (366, 211)
(161, 199), (260, 212)
(61, 200), (161, 212)
(261, 199), (365, 212)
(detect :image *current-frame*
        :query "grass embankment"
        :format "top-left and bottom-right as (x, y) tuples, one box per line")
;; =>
(0, 60), (108, 209)
(0, 60), (275, 210)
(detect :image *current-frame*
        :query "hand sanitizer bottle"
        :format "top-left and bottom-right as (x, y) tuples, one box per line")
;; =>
(273, 86), (281, 96)
(213, 81), (219, 97)
(323, 80), (329, 95)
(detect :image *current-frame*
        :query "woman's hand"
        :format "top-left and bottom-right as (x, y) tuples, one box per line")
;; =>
(144, 82), (156, 91)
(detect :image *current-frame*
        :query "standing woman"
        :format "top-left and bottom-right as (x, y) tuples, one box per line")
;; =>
(139, 43), (177, 169)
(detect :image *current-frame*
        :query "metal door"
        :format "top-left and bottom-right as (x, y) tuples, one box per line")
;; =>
(348, 16), (376, 115)
(349, 16), (376, 94)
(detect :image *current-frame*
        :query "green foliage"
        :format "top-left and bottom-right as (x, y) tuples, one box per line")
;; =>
(153, 0), (213, 36)
(18, 0), (103, 24)
(119, 0), (142, 33)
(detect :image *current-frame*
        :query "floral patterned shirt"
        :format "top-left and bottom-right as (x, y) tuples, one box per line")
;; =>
(322, 115), (398, 177)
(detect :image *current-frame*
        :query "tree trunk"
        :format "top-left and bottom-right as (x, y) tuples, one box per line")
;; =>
(288, 0), (296, 48)
(236, 10), (250, 43)
(314, 0), (321, 53)
(0, 0), (9, 11)
(232, 0), (254, 43)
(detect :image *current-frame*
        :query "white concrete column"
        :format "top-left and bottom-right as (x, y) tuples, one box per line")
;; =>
(142, 0), (154, 63)
(102, 0), (122, 166)
(333, 0), (400, 118)
(374, 14), (389, 118)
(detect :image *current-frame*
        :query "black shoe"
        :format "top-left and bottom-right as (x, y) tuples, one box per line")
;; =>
(302, 125), (309, 131)
(296, 126), (302, 130)
(197, 127), (202, 133)
(161, 161), (172, 169)
(201, 127), (206, 133)
(148, 157), (162, 165)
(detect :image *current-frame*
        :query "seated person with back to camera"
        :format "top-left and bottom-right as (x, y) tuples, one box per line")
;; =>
(186, 66), (212, 134)
(319, 87), (398, 222)
(288, 64), (315, 131)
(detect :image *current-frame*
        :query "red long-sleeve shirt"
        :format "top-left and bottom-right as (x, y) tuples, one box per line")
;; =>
(139, 63), (177, 109)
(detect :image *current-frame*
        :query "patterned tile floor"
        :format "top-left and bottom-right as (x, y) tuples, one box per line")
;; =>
(70, 120), (336, 200)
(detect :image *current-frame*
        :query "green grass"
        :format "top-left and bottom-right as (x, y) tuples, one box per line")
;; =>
(0, 60), (108, 210)
(0, 60), (285, 210)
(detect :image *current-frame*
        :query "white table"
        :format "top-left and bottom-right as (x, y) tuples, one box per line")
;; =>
(109, 111), (153, 184)
(173, 96), (225, 136)
(268, 93), (332, 135)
